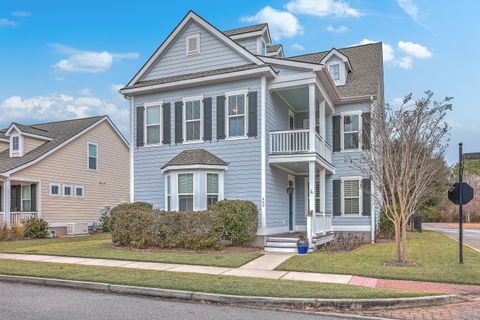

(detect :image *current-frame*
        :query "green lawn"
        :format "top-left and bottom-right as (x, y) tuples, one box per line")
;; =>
(0, 259), (427, 299)
(0, 234), (261, 268)
(277, 231), (480, 285)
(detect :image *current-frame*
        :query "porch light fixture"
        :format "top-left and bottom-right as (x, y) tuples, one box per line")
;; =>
(287, 181), (294, 195)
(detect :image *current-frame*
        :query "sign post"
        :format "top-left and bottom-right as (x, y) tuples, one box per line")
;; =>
(458, 143), (464, 264)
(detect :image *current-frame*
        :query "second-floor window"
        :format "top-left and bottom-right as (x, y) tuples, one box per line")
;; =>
(88, 142), (98, 171)
(184, 98), (202, 142)
(12, 136), (19, 151)
(342, 113), (360, 150)
(146, 105), (161, 145)
(226, 92), (247, 138)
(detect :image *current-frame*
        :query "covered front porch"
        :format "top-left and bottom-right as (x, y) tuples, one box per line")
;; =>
(0, 178), (40, 227)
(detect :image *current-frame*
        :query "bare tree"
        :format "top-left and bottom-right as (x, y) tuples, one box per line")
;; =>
(358, 91), (452, 263)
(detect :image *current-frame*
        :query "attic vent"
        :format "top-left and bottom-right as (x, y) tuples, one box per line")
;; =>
(186, 34), (200, 55)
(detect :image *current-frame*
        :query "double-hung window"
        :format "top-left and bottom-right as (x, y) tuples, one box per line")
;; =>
(183, 98), (202, 142)
(12, 136), (19, 151)
(226, 91), (247, 138)
(146, 105), (161, 145)
(343, 179), (361, 215)
(166, 175), (171, 211)
(88, 142), (98, 171)
(21, 185), (31, 212)
(329, 63), (341, 81)
(178, 173), (194, 212)
(342, 113), (361, 150)
(207, 173), (219, 208)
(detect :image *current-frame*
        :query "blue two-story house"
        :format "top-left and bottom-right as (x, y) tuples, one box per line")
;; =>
(120, 11), (384, 252)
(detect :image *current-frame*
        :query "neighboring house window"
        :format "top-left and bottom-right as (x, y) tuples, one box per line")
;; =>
(49, 183), (61, 196)
(178, 173), (194, 211)
(63, 185), (73, 197)
(186, 34), (200, 55)
(207, 173), (219, 207)
(183, 98), (203, 142)
(329, 63), (341, 81)
(226, 91), (247, 137)
(166, 175), (171, 211)
(75, 186), (85, 198)
(88, 142), (98, 170)
(341, 113), (361, 150)
(12, 136), (19, 151)
(343, 179), (361, 215)
(21, 185), (31, 212)
(146, 105), (161, 145)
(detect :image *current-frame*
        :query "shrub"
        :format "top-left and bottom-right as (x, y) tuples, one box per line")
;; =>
(23, 217), (49, 238)
(379, 209), (395, 239)
(111, 202), (153, 215)
(99, 214), (112, 232)
(210, 200), (258, 246)
(111, 209), (158, 248)
(418, 207), (445, 222)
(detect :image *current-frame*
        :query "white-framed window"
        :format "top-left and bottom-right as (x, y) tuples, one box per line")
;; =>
(12, 136), (19, 151)
(87, 142), (98, 171)
(183, 96), (203, 142)
(145, 103), (162, 145)
(74, 186), (85, 198)
(341, 178), (362, 216)
(226, 90), (248, 138)
(178, 173), (194, 212)
(21, 185), (31, 212)
(329, 63), (341, 81)
(63, 184), (73, 197)
(166, 175), (171, 211)
(49, 183), (61, 196)
(186, 33), (200, 55)
(341, 112), (362, 151)
(206, 173), (219, 208)
(9, 134), (23, 157)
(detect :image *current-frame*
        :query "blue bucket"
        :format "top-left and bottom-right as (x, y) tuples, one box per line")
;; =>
(297, 246), (309, 254)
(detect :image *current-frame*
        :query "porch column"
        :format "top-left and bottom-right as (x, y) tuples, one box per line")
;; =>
(320, 168), (326, 217)
(319, 100), (326, 139)
(4, 178), (11, 228)
(307, 161), (316, 244)
(308, 84), (316, 152)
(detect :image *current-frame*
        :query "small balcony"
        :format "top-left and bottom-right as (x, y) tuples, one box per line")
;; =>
(269, 129), (332, 164)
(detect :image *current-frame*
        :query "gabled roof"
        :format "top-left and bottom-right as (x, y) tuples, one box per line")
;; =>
(162, 149), (228, 169)
(0, 130), (8, 142)
(6, 122), (54, 140)
(0, 116), (128, 175)
(267, 44), (282, 53)
(320, 48), (353, 72)
(125, 10), (267, 88)
(288, 42), (383, 98)
(224, 23), (267, 36)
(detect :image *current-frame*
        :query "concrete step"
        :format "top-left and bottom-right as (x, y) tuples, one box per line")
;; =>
(267, 237), (299, 243)
(264, 247), (298, 253)
(266, 241), (297, 248)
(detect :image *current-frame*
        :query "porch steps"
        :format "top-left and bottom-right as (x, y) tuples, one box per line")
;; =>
(264, 236), (302, 253)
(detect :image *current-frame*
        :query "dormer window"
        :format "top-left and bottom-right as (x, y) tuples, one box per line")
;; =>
(321, 49), (352, 86)
(186, 34), (200, 55)
(329, 64), (341, 81)
(12, 136), (19, 151)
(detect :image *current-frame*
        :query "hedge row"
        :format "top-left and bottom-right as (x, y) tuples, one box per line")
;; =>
(110, 200), (258, 249)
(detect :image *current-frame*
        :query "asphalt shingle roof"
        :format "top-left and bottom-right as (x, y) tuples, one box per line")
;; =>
(223, 23), (267, 36)
(162, 149), (228, 169)
(267, 44), (282, 53)
(0, 116), (106, 174)
(287, 42), (383, 98)
(10, 122), (54, 138)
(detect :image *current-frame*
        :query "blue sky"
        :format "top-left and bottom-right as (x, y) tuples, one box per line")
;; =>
(1, 0), (479, 163)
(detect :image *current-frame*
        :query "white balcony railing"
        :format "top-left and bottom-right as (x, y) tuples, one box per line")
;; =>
(314, 213), (333, 234)
(269, 129), (332, 163)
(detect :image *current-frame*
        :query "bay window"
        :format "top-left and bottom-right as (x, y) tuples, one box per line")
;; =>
(178, 173), (194, 211)
(207, 173), (219, 207)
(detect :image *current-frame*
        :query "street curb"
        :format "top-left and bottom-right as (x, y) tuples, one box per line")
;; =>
(0, 274), (464, 311)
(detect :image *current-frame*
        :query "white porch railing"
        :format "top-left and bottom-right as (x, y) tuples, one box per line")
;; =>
(10, 212), (38, 226)
(270, 129), (310, 154)
(313, 213), (333, 234)
(315, 133), (332, 163)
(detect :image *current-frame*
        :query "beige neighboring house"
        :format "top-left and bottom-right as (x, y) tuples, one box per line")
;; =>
(0, 116), (130, 235)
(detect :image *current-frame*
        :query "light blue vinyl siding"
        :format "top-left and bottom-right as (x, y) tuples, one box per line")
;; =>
(133, 78), (262, 223)
(142, 21), (251, 81)
(295, 176), (307, 225)
(235, 37), (258, 54)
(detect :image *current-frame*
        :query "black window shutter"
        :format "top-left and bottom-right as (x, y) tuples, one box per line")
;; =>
(362, 178), (371, 216)
(174, 101), (183, 143)
(11, 186), (21, 212)
(332, 115), (341, 152)
(136, 107), (145, 147)
(203, 97), (212, 141)
(162, 103), (171, 144)
(216, 96), (226, 140)
(333, 179), (341, 216)
(362, 112), (371, 150)
(31, 184), (37, 212)
(247, 91), (258, 137)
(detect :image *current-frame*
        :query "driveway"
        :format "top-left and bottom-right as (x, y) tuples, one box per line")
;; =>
(423, 223), (480, 251)
(0, 282), (376, 320)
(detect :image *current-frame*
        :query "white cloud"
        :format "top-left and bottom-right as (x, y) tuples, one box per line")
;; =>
(352, 39), (395, 62)
(0, 18), (17, 27)
(0, 93), (129, 134)
(11, 11), (31, 17)
(326, 25), (349, 33)
(291, 43), (305, 51)
(394, 56), (413, 69)
(51, 44), (139, 73)
(397, 41), (432, 58)
(241, 6), (303, 40)
(396, 0), (419, 21)
(390, 97), (405, 107)
(286, 0), (361, 17)
(110, 84), (124, 94)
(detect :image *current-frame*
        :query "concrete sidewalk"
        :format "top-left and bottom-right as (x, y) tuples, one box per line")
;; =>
(1, 252), (479, 295)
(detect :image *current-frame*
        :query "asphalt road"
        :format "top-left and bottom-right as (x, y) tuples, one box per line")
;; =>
(0, 282), (374, 320)
(423, 223), (480, 250)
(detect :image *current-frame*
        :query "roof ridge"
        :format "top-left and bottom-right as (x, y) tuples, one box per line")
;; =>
(287, 42), (381, 59)
(29, 115), (105, 127)
(223, 23), (267, 33)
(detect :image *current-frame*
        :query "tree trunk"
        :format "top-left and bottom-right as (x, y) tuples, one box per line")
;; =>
(401, 221), (408, 262)
(394, 220), (401, 262)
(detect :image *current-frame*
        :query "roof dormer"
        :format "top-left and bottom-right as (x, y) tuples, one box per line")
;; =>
(5, 123), (52, 158)
(321, 48), (352, 86)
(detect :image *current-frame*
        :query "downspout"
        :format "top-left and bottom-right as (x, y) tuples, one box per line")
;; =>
(260, 76), (267, 237)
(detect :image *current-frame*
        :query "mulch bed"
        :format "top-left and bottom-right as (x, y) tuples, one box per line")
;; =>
(384, 260), (417, 267)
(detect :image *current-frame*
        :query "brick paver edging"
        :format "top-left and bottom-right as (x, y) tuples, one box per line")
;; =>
(0, 274), (464, 311)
